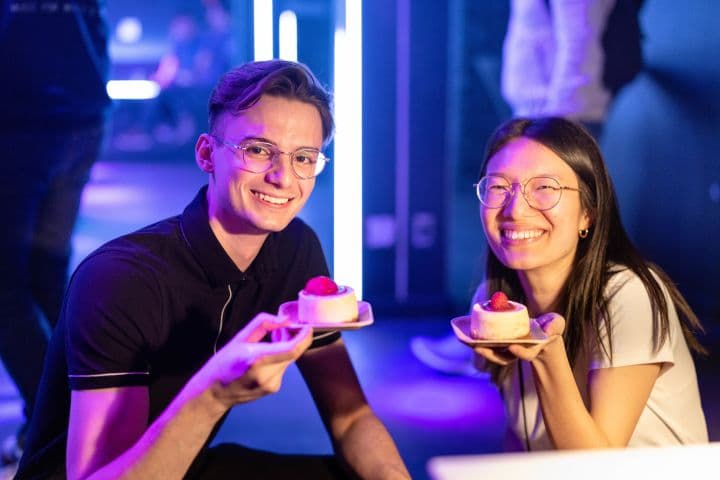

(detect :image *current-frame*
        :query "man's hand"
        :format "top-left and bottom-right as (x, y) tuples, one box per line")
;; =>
(196, 313), (313, 410)
(472, 312), (565, 365)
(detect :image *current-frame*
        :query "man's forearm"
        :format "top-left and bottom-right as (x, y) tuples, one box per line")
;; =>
(85, 384), (227, 480)
(78, 314), (307, 479)
(336, 409), (410, 480)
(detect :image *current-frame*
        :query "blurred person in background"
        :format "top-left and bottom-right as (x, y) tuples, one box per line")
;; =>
(150, 2), (232, 147)
(0, 0), (110, 468)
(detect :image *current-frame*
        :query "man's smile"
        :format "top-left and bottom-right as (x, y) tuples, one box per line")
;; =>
(253, 190), (292, 205)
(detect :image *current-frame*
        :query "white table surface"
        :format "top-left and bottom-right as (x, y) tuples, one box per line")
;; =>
(428, 442), (719, 479)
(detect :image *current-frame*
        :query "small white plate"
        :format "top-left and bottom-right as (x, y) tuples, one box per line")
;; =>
(450, 315), (548, 347)
(279, 300), (375, 331)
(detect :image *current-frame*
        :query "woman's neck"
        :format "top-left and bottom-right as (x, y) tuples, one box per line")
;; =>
(517, 265), (571, 317)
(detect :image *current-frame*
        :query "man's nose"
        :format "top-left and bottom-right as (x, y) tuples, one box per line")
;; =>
(264, 153), (294, 186)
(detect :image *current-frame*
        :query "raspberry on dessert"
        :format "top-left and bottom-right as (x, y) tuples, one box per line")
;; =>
(304, 276), (339, 295)
(488, 291), (514, 311)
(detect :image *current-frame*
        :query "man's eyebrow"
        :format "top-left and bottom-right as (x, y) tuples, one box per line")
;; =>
(237, 136), (275, 144)
(237, 136), (321, 151)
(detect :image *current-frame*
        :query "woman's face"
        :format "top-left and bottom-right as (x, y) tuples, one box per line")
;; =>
(480, 137), (591, 282)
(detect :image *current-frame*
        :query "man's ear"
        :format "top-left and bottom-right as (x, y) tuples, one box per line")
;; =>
(195, 134), (214, 173)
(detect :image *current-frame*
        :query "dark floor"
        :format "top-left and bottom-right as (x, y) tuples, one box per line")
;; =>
(1, 159), (718, 480)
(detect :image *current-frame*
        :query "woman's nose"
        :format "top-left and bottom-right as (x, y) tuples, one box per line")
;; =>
(502, 184), (531, 216)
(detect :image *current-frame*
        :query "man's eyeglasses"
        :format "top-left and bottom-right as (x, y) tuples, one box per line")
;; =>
(474, 175), (581, 211)
(212, 136), (330, 179)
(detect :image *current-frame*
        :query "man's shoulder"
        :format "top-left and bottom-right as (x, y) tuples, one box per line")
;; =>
(100, 215), (182, 253)
(275, 217), (320, 246)
(79, 215), (186, 274)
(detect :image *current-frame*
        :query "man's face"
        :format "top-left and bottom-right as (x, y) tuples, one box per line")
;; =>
(197, 95), (323, 235)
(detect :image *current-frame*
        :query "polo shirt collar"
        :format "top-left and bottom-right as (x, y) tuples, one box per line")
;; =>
(179, 186), (279, 287)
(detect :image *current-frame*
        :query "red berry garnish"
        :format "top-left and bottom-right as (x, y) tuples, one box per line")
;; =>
(488, 291), (513, 311)
(304, 276), (339, 295)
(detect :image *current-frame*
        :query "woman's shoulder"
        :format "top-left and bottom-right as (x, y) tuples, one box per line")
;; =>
(604, 262), (633, 289)
(603, 263), (676, 317)
(605, 263), (670, 294)
(604, 264), (652, 308)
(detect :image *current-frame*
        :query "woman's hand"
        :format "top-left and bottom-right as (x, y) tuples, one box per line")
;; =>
(472, 312), (566, 365)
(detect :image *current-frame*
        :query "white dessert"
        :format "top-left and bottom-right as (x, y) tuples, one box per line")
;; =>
(298, 286), (358, 324)
(470, 300), (530, 340)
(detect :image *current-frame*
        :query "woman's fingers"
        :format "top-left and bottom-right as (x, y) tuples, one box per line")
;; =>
(536, 312), (565, 336)
(474, 346), (518, 366)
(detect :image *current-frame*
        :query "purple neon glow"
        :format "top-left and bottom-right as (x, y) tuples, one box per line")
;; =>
(369, 377), (505, 429)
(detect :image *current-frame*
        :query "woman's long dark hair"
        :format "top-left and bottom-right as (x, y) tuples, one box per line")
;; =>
(479, 118), (706, 384)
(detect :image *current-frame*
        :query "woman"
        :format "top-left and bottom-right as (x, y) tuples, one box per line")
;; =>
(471, 117), (707, 450)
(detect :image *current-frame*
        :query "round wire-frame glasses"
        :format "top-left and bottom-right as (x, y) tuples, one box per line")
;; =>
(212, 136), (330, 179)
(474, 175), (581, 211)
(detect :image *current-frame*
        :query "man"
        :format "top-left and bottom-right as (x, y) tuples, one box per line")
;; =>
(17, 60), (410, 479)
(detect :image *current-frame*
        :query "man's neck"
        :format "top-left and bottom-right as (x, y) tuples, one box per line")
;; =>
(208, 217), (268, 272)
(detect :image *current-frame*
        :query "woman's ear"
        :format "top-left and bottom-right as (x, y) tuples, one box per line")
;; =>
(580, 208), (594, 231)
(195, 134), (215, 173)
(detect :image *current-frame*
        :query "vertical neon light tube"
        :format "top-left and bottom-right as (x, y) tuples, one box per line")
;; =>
(278, 10), (298, 61)
(253, 0), (273, 60)
(395, 0), (410, 301)
(333, 0), (363, 299)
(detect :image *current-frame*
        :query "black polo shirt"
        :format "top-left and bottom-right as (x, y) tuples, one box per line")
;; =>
(18, 187), (340, 478)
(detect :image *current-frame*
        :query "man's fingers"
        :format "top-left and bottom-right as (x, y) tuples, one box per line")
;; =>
(249, 325), (312, 363)
(221, 359), (287, 393)
(235, 312), (289, 343)
(271, 325), (308, 343)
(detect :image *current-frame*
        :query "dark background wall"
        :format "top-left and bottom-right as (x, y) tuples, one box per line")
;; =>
(362, 0), (450, 313)
(603, 0), (720, 330)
